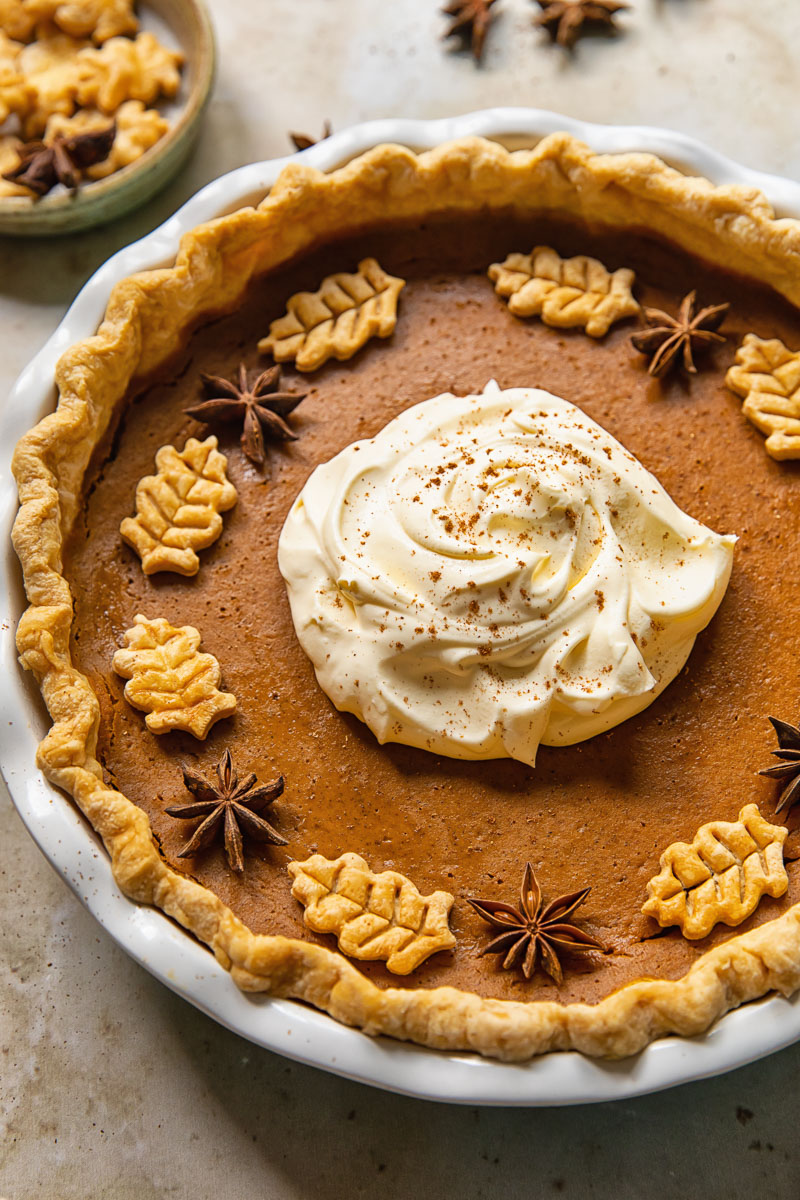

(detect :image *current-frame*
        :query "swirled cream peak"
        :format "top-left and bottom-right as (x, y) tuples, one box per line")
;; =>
(278, 382), (735, 766)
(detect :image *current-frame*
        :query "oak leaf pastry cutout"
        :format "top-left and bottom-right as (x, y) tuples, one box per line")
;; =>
(725, 333), (800, 460)
(759, 716), (800, 814)
(630, 289), (729, 378)
(258, 257), (406, 373)
(184, 363), (306, 472)
(24, 0), (139, 43)
(287, 852), (456, 974)
(488, 246), (639, 337)
(166, 749), (286, 874)
(120, 436), (237, 577)
(533, 0), (629, 49)
(468, 862), (601, 984)
(441, 0), (499, 62)
(112, 615), (237, 740)
(641, 804), (788, 939)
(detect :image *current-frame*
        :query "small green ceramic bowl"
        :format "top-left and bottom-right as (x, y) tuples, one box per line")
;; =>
(0, 0), (215, 236)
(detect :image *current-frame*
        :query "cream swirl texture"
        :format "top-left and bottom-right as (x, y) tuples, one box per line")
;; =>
(278, 382), (735, 766)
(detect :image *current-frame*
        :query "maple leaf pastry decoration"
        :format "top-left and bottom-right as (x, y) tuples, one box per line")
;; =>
(533, 0), (629, 50)
(2, 121), (116, 196)
(630, 290), (729, 378)
(441, 0), (499, 62)
(165, 749), (287, 874)
(184, 363), (307, 470)
(112, 615), (236, 739)
(467, 862), (602, 983)
(759, 716), (800, 815)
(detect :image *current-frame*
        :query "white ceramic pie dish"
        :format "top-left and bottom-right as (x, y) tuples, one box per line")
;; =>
(3, 107), (800, 1106)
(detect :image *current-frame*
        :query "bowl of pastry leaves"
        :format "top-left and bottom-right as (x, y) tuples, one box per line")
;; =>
(0, 0), (214, 234)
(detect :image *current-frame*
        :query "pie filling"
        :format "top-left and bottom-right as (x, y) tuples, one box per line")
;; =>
(63, 212), (800, 1007)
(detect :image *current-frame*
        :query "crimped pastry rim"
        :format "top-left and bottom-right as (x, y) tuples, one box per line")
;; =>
(11, 132), (800, 1064)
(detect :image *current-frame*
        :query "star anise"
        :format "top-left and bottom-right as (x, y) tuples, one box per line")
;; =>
(184, 363), (307, 470)
(533, 0), (628, 50)
(441, 0), (499, 62)
(467, 862), (602, 983)
(166, 749), (287, 874)
(630, 290), (729, 378)
(2, 122), (116, 197)
(759, 716), (800, 815)
(290, 120), (332, 151)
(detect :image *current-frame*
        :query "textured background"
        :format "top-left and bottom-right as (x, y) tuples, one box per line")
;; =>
(2, 1), (800, 1196)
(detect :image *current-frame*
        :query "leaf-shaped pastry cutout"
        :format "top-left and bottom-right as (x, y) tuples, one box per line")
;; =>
(75, 31), (183, 114)
(17, 32), (88, 139)
(112, 615), (236, 740)
(0, 2), (36, 42)
(488, 245), (639, 337)
(258, 257), (405, 372)
(25, 0), (139, 43)
(288, 851), (456, 974)
(641, 804), (788, 939)
(726, 333), (800, 460)
(120, 436), (237, 576)
(0, 31), (34, 128)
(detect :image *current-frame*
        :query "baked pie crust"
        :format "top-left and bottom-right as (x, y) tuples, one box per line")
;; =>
(12, 133), (800, 1061)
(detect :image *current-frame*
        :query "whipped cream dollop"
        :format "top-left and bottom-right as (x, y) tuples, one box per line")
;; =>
(278, 382), (735, 766)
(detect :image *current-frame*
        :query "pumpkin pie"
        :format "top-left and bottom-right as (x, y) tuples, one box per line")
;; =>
(12, 134), (800, 1061)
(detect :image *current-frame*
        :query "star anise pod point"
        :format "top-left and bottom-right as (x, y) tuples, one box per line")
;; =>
(441, 0), (499, 63)
(759, 715), (800, 815)
(534, 0), (629, 50)
(166, 748), (287, 874)
(290, 120), (332, 151)
(185, 361), (307, 470)
(468, 862), (602, 984)
(630, 289), (729, 379)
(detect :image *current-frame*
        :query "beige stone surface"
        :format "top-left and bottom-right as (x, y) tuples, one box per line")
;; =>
(3, 0), (800, 1195)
